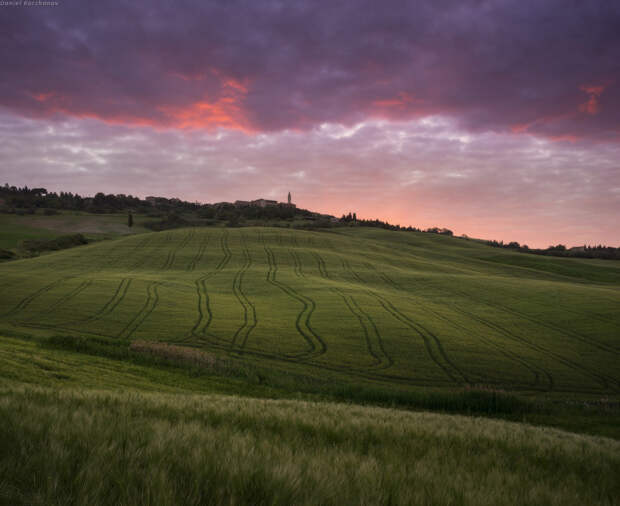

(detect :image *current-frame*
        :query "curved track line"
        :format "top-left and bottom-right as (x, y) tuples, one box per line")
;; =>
(374, 293), (467, 384)
(161, 230), (194, 270)
(343, 260), (470, 383)
(74, 278), (133, 325)
(34, 279), (93, 318)
(187, 231), (232, 342)
(403, 272), (619, 391)
(263, 243), (327, 358)
(313, 252), (329, 279)
(290, 250), (305, 278)
(449, 303), (616, 392)
(360, 262), (552, 389)
(187, 232), (210, 271)
(422, 302), (552, 390)
(331, 287), (393, 370)
(2, 277), (69, 318)
(230, 238), (258, 351)
(341, 260), (467, 384)
(117, 281), (160, 339)
(4, 234), (154, 323)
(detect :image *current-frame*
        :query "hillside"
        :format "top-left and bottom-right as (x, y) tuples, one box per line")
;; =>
(1, 226), (618, 396)
(1, 225), (619, 504)
(1, 381), (617, 505)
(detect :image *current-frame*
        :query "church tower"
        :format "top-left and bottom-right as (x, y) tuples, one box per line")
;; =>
(288, 191), (291, 205)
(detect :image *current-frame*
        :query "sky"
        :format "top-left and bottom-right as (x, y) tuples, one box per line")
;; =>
(1, 0), (619, 247)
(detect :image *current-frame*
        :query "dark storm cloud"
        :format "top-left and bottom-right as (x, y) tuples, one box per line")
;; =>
(1, 0), (618, 139)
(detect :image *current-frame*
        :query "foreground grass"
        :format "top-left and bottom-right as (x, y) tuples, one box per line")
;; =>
(0, 386), (618, 506)
(2, 332), (619, 439)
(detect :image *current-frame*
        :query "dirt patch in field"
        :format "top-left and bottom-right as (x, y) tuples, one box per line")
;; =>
(130, 340), (217, 368)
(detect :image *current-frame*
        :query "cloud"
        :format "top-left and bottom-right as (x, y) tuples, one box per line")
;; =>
(0, 0), (618, 140)
(1, 110), (618, 247)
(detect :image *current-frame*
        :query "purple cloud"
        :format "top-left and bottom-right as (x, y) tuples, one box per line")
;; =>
(1, 0), (618, 139)
(1, 111), (618, 247)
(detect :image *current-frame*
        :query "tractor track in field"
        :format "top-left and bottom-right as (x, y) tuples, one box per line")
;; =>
(370, 262), (620, 391)
(71, 278), (134, 325)
(1, 277), (70, 318)
(362, 262), (555, 390)
(188, 231), (232, 342)
(161, 230), (194, 270)
(187, 232), (210, 271)
(117, 281), (161, 338)
(377, 261), (617, 361)
(448, 303), (617, 392)
(403, 271), (618, 391)
(344, 259), (365, 284)
(230, 237), (258, 352)
(34, 279), (94, 318)
(341, 260), (468, 384)
(16, 233), (565, 391)
(114, 235), (153, 270)
(123, 235), (164, 272)
(313, 252), (330, 279)
(476, 292), (618, 356)
(373, 292), (469, 384)
(348, 292), (394, 370)
(331, 287), (393, 370)
(421, 302), (553, 390)
(290, 250), (305, 277)
(4, 234), (154, 323)
(263, 243), (327, 358)
(156, 232), (173, 269)
(561, 308), (620, 333)
(435, 273), (620, 356)
(369, 264), (614, 390)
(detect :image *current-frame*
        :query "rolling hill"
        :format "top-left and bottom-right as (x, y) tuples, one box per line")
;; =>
(2, 224), (619, 504)
(1, 226), (618, 396)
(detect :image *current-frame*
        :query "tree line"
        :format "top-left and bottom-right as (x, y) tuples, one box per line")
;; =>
(2, 184), (617, 260)
(481, 239), (620, 260)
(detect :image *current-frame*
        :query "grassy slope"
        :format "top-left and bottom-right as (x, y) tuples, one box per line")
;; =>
(1, 224), (619, 504)
(0, 348), (618, 506)
(0, 212), (149, 250)
(0, 226), (617, 397)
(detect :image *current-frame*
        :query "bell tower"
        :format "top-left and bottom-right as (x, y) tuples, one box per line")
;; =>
(288, 191), (291, 205)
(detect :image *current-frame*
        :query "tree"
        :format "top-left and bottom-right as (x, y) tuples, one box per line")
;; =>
(128, 212), (134, 228)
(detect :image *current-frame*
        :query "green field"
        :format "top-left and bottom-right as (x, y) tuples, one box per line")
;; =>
(0, 211), (149, 251)
(1, 225), (619, 504)
(1, 226), (618, 395)
(1, 383), (617, 505)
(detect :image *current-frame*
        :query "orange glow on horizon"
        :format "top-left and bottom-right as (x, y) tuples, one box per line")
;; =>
(24, 72), (254, 132)
(158, 97), (251, 131)
(157, 74), (252, 131)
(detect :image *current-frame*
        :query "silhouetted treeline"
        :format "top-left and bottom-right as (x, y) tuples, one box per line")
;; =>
(0, 184), (312, 221)
(482, 239), (620, 260)
(342, 213), (453, 235)
(3, 184), (616, 260)
(343, 209), (618, 260)
(0, 184), (161, 214)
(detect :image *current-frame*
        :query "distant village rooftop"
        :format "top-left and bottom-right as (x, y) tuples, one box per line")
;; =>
(234, 192), (295, 208)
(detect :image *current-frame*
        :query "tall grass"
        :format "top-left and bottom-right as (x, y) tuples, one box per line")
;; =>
(0, 386), (618, 506)
(42, 334), (537, 416)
